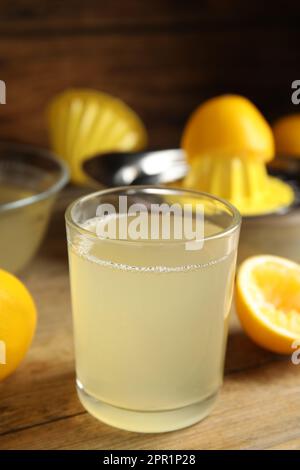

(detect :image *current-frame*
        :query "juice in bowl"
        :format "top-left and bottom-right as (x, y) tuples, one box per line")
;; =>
(66, 187), (241, 432)
(0, 142), (69, 273)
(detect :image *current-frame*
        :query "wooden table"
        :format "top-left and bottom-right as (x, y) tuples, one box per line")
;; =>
(1, 188), (300, 450)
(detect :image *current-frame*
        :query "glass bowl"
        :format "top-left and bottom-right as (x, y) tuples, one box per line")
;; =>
(0, 142), (69, 272)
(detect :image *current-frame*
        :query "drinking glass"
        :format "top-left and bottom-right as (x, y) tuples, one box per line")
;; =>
(66, 186), (241, 433)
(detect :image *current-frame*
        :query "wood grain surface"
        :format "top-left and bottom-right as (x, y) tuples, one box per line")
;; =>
(0, 188), (299, 450)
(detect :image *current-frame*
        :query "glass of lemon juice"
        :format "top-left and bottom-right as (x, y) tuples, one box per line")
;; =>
(66, 187), (240, 433)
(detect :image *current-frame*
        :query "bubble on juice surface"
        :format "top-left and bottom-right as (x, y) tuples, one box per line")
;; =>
(69, 215), (232, 274)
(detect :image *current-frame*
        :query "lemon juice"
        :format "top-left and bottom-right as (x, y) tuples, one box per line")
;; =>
(68, 210), (238, 432)
(0, 183), (34, 204)
(0, 183), (50, 272)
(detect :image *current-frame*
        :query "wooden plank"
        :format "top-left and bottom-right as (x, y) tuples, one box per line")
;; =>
(0, 360), (299, 450)
(270, 438), (300, 450)
(0, 29), (299, 152)
(0, 1), (299, 34)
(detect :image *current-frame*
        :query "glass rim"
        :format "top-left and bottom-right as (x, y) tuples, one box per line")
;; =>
(0, 142), (69, 213)
(65, 185), (241, 246)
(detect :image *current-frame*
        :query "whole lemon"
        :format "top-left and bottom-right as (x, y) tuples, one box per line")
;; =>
(182, 94), (274, 162)
(0, 269), (37, 381)
(273, 114), (300, 157)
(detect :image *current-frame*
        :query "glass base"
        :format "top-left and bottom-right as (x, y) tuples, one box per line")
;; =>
(77, 383), (218, 433)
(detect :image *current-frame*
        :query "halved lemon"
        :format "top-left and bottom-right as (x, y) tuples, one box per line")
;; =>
(182, 94), (274, 162)
(236, 255), (300, 354)
(47, 89), (147, 184)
